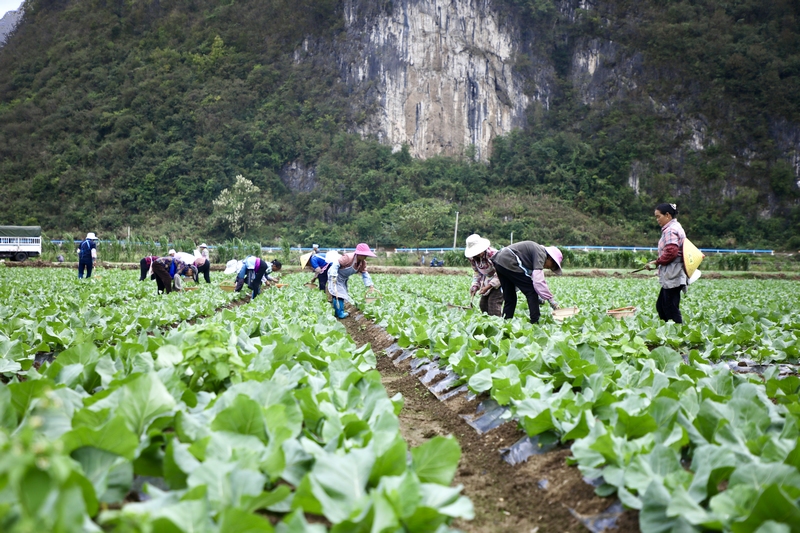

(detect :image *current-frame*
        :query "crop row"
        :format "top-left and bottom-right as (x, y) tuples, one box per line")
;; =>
(357, 275), (800, 532)
(0, 268), (472, 532)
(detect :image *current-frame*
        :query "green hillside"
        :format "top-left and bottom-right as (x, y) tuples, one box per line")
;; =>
(1, 0), (798, 249)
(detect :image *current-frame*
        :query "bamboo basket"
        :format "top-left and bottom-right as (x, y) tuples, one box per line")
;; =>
(552, 307), (580, 321)
(607, 306), (637, 319)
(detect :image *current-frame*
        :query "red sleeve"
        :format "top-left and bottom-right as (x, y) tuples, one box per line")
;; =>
(656, 244), (680, 266)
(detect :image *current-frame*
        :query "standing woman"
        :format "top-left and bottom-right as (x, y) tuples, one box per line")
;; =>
(77, 232), (99, 279)
(464, 234), (503, 316)
(327, 243), (377, 319)
(646, 203), (687, 323)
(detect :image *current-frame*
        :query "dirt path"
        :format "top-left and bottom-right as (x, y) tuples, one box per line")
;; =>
(341, 311), (639, 533)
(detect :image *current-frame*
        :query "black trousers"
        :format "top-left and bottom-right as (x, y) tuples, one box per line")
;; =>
(656, 286), (683, 323)
(139, 258), (151, 281)
(196, 260), (211, 283)
(317, 270), (328, 292)
(494, 263), (541, 324)
(152, 262), (173, 294)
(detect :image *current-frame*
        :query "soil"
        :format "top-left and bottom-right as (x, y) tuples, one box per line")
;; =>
(341, 309), (640, 533)
(6, 260), (799, 280)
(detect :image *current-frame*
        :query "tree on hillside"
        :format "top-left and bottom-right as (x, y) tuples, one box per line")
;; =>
(387, 198), (453, 249)
(212, 175), (278, 236)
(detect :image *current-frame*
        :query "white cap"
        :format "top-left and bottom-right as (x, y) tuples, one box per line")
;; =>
(223, 259), (241, 275)
(86, 232), (98, 240)
(168, 249), (176, 256)
(199, 243), (208, 248)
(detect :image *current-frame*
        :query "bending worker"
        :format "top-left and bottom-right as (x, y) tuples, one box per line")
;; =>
(491, 241), (563, 324)
(301, 251), (331, 293)
(235, 256), (282, 300)
(464, 234), (502, 316)
(328, 243), (377, 319)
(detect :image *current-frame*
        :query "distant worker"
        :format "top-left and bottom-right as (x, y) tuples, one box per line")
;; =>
(645, 203), (687, 324)
(301, 251), (331, 293)
(491, 241), (562, 324)
(168, 249), (176, 257)
(139, 255), (159, 281)
(77, 232), (99, 279)
(328, 243), (377, 319)
(173, 251), (206, 284)
(311, 244), (320, 255)
(464, 234), (502, 316)
(151, 255), (196, 294)
(195, 243), (211, 283)
(234, 256), (282, 299)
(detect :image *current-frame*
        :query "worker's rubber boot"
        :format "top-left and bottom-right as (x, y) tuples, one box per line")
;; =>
(332, 297), (349, 319)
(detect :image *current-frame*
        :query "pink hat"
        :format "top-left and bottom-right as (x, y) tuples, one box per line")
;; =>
(354, 243), (376, 257)
(545, 246), (563, 275)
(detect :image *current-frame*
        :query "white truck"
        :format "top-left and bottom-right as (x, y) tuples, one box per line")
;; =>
(0, 226), (42, 261)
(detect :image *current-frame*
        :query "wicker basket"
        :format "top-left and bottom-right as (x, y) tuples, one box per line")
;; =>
(607, 306), (637, 319)
(220, 283), (236, 292)
(552, 307), (580, 321)
(182, 286), (200, 291)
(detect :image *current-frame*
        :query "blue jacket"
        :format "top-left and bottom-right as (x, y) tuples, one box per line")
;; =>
(78, 239), (96, 261)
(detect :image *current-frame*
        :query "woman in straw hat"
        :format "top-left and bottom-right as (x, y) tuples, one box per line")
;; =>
(464, 234), (503, 316)
(327, 243), (378, 319)
(645, 203), (687, 324)
(491, 241), (563, 324)
(300, 250), (332, 293)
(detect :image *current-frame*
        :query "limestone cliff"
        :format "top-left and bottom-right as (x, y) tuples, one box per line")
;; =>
(335, 0), (542, 161)
(0, 8), (22, 46)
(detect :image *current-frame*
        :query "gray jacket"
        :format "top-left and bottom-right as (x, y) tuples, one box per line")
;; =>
(492, 241), (548, 274)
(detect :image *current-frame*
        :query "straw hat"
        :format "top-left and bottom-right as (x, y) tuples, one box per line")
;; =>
(354, 243), (377, 257)
(544, 246), (563, 275)
(464, 234), (491, 258)
(300, 252), (313, 268)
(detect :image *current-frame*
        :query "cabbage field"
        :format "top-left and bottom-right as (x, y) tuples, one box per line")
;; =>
(1, 267), (799, 532)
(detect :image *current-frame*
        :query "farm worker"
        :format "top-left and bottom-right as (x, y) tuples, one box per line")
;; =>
(491, 241), (562, 324)
(645, 203), (687, 324)
(168, 249), (176, 257)
(301, 251), (331, 292)
(173, 251), (206, 283)
(464, 234), (502, 316)
(311, 244), (320, 255)
(328, 243), (377, 319)
(77, 232), (98, 279)
(195, 243), (211, 283)
(235, 256), (282, 299)
(151, 256), (195, 294)
(139, 255), (159, 281)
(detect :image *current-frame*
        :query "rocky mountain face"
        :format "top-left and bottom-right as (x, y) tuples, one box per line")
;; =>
(334, 0), (537, 161)
(311, 0), (798, 192)
(0, 9), (22, 46)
